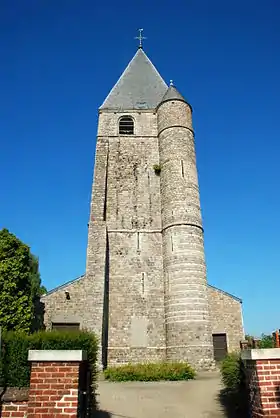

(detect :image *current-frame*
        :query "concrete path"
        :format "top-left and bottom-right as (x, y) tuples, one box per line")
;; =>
(94, 372), (228, 418)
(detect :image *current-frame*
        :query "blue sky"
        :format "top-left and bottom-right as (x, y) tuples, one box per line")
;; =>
(0, 0), (280, 336)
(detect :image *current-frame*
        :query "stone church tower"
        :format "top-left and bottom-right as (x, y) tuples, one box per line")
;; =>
(86, 44), (215, 370)
(41, 40), (244, 369)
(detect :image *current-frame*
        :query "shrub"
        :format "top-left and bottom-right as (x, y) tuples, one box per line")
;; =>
(153, 164), (161, 175)
(104, 362), (195, 382)
(220, 353), (248, 415)
(220, 352), (243, 391)
(0, 330), (98, 388)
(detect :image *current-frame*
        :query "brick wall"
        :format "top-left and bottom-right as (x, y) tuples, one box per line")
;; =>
(27, 361), (80, 417)
(242, 349), (280, 417)
(0, 388), (28, 418)
(1, 402), (28, 418)
(0, 350), (87, 418)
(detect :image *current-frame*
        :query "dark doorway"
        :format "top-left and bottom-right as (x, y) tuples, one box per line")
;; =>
(213, 333), (228, 361)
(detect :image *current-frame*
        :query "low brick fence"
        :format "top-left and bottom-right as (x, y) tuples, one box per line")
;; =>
(0, 350), (88, 418)
(242, 348), (280, 417)
(0, 388), (28, 417)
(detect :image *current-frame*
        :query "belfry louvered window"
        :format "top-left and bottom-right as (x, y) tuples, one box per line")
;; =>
(119, 116), (134, 135)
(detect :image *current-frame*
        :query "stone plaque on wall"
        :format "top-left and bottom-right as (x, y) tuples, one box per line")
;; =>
(130, 316), (148, 347)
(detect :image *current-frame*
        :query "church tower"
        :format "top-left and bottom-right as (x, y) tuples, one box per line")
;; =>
(86, 39), (215, 370)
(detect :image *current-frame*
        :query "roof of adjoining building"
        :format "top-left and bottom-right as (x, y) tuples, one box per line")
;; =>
(100, 48), (168, 110)
(207, 284), (242, 303)
(41, 274), (242, 303)
(41, 274), (85, 297)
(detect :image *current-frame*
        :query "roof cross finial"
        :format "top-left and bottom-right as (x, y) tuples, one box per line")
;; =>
(135, 28), (147, 49)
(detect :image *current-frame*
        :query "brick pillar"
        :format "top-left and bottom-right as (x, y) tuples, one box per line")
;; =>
(242, 348), (280, 417)
(27, 350), (87, 417)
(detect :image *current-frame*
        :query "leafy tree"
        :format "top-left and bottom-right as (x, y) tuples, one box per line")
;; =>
(245, 333), (274, 348)
(259, 334), (274, 348)
(29, 254), (46, 330)
(0, 228), (46, 333)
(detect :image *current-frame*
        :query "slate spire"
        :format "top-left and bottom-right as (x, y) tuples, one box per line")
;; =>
(160, 84), (187, 104)
(100, 48), (168, 110)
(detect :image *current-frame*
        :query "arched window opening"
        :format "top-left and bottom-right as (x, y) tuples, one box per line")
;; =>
(119, 116), (134, 135)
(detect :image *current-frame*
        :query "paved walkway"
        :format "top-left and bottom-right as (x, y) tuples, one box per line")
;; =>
(94, 372), (229, 418)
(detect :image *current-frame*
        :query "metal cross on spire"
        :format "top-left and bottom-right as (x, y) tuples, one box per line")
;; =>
(135, 28), (147, 48)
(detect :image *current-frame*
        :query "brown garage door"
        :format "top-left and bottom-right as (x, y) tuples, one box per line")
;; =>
(212, 333), (228, 361)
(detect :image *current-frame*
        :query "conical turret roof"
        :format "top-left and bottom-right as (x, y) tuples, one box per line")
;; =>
(100, 48), (168, 110)
(160, 84), (187, 104)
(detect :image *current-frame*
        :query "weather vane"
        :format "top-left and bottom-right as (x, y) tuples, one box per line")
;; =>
(135, 28), (147, 48)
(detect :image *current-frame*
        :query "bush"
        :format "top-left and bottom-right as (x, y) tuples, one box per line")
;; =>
(0, 330), (98, 388)
(220, 352), (243, 391)
(104, 362), (195, 382)
(153, 164), (161, 175)
(220, 353), (248, 415)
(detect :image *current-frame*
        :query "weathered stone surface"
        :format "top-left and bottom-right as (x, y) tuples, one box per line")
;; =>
(42, 49), (244, 371)
(158, 98), (214, 368)
(208, 285), (244, 352)
(42, 277), (244, 361)
(0, 388), (29, 402)
(42, 274), (92, 330)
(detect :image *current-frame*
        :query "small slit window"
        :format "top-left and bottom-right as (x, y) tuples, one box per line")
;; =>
(119, 116), (134, 135)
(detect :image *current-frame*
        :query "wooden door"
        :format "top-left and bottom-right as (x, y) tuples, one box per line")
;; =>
(212, 333), (228, 361)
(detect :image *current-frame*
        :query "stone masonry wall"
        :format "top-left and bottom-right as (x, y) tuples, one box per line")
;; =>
(97, 111), (158, 137)
(42, 275), (97, 330)
(87, 110), (166, 365)
(86, 120), (109, 367)
(42, 277), (243, 357)
(208, 285), (244, 352)
(158, 98), (214, 370)
(42, 102), (245, 368)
